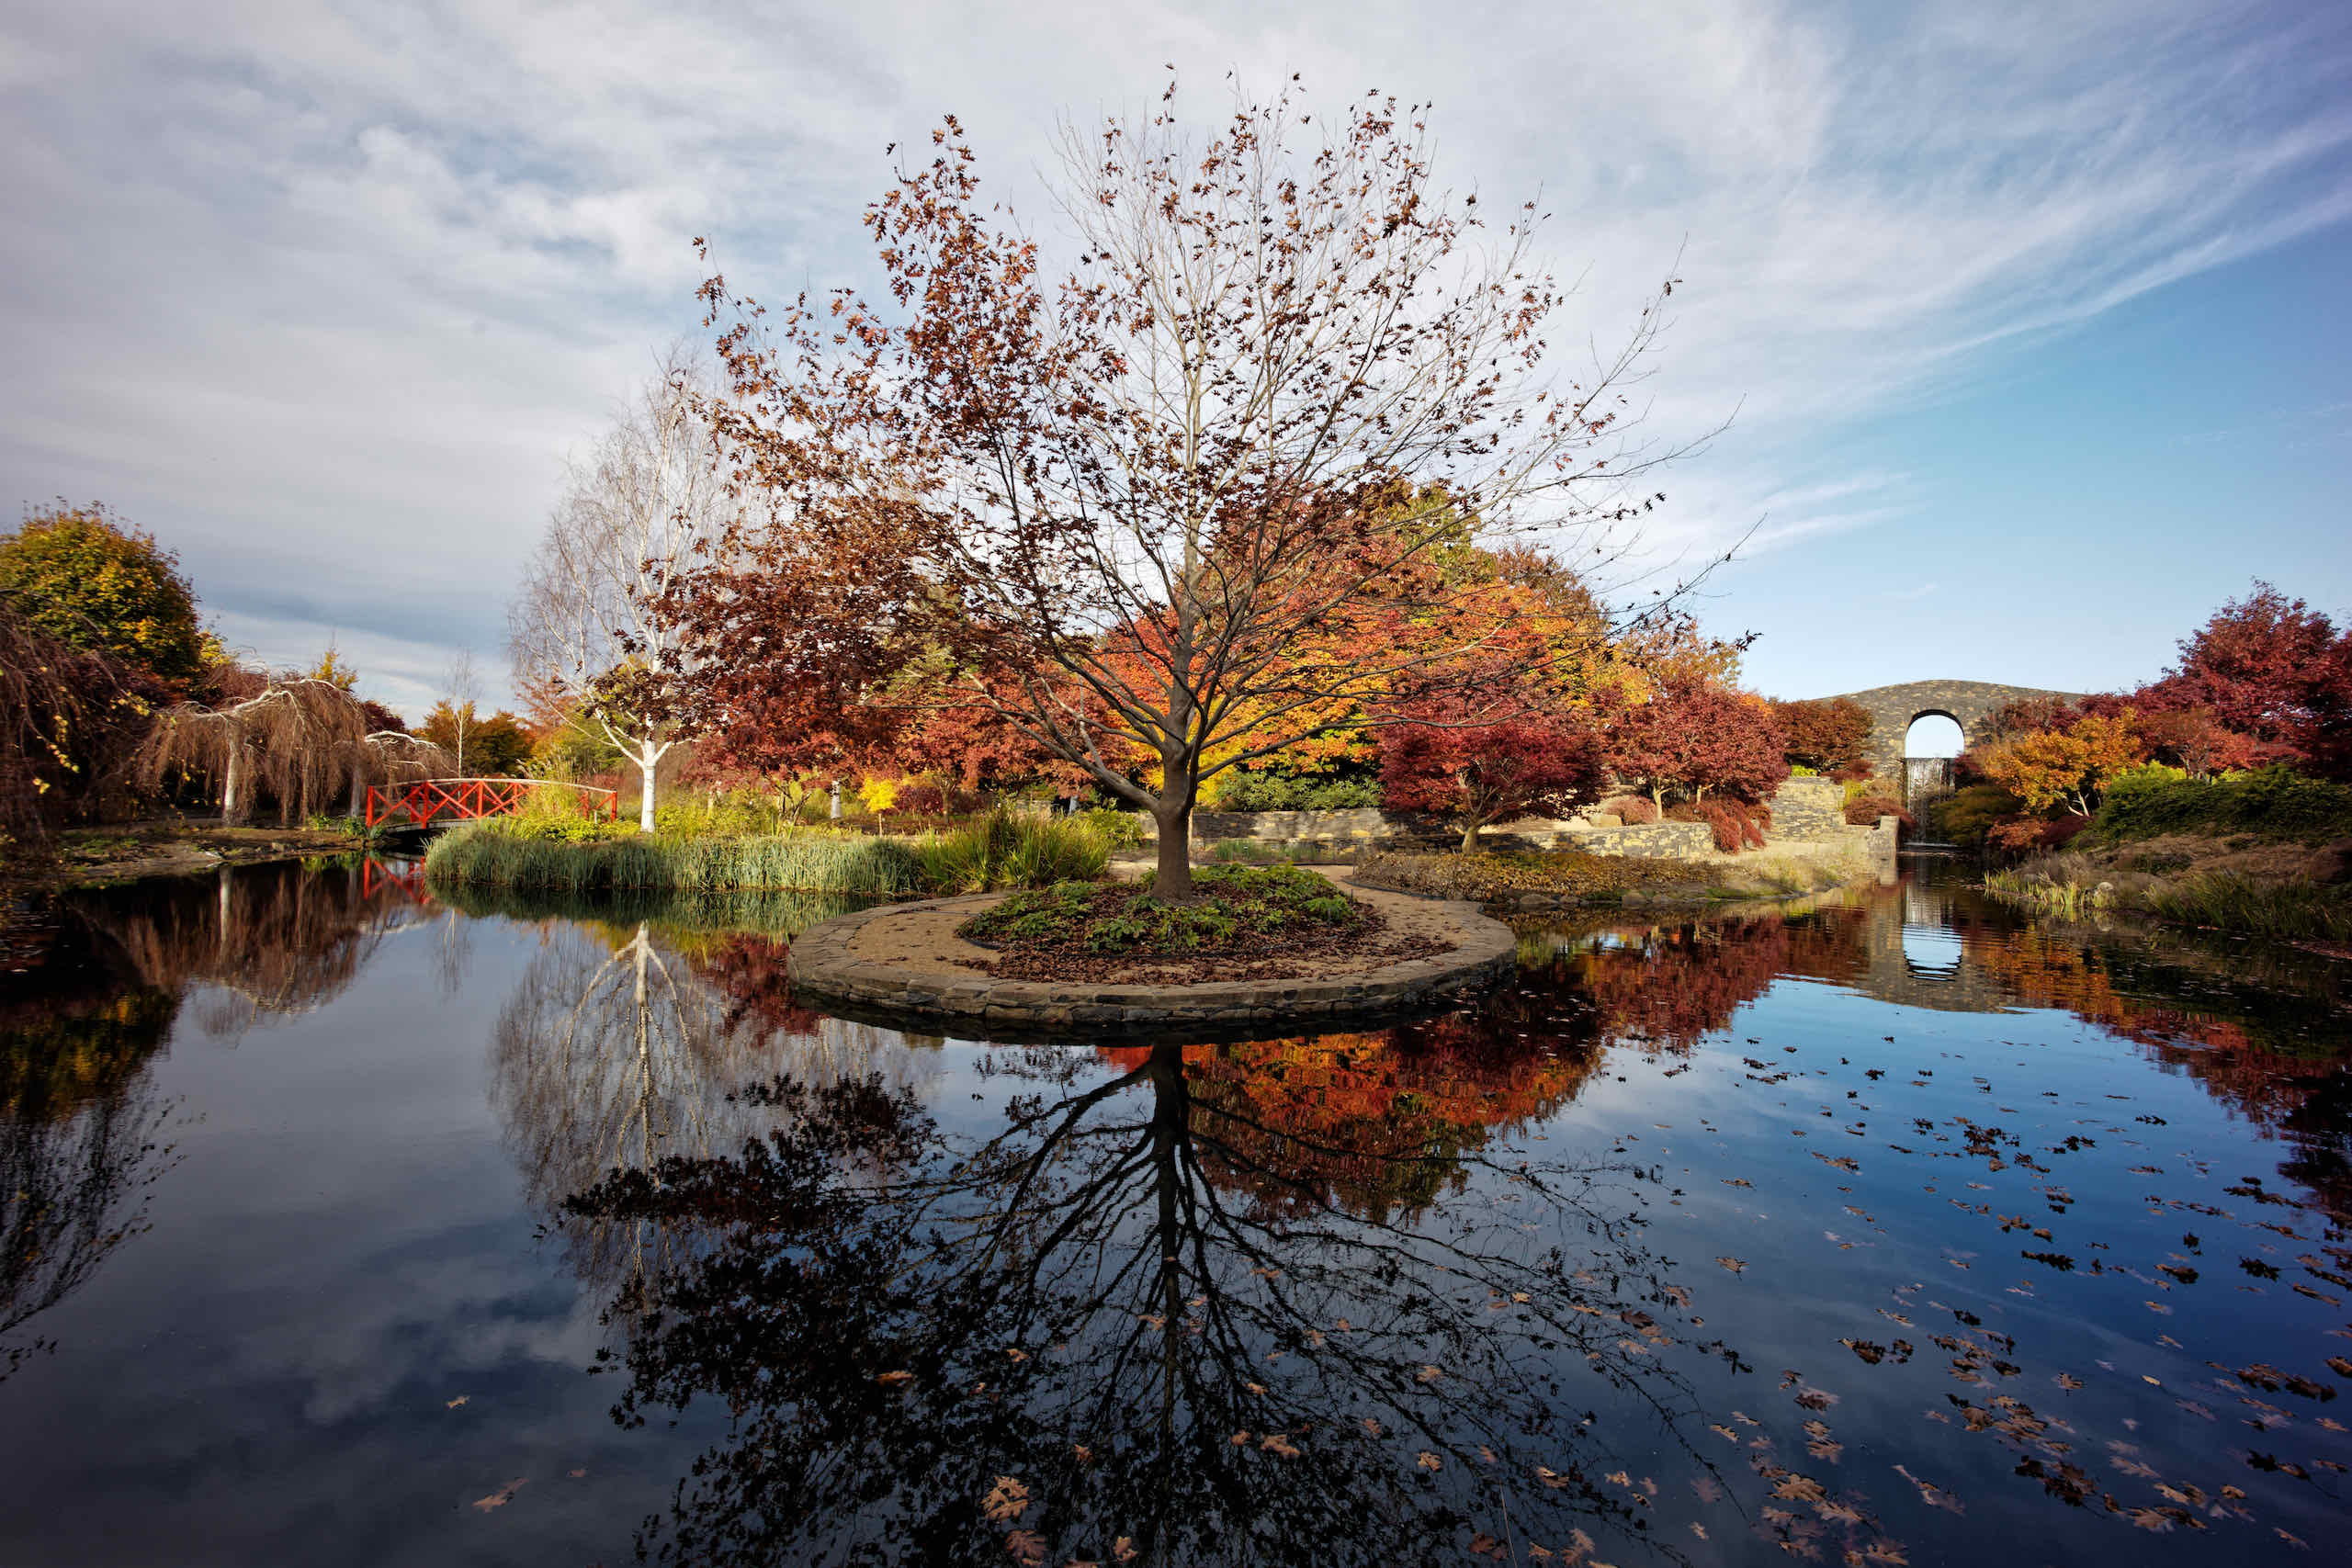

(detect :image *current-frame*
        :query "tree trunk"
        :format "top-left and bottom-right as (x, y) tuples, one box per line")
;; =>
(1460, 818), (1482, 852)
(347, 764), (368, 820)
(1152, 800), (1193, 899)
(637, 739), (659, 833)
(222, 744), (249, 827)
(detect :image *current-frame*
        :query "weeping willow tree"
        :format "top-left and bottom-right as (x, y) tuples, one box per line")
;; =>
(0, 598), (154, 843)
(135, 677), (455, 825)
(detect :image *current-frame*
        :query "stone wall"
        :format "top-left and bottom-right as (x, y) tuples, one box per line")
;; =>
(1808, 679), (2090, 782)
(1552, 821), (1714, 858)
(1770, 776), (1849, 841)
(1187, 807), (1405, 846)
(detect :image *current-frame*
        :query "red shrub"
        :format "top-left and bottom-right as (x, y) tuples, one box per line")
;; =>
(1600, 795), (1657, 824)
(894, 780), (946, 815)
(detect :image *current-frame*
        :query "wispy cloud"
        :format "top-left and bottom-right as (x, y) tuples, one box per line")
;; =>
(0, 1), (2345, 713)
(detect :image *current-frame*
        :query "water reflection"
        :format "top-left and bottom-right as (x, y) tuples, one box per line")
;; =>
(3, 856), (2349, 1563)
(489, 913), (938, 1303)
(557, 1043), (1727, 1568)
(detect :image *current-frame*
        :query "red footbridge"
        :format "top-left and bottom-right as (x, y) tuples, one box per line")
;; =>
(363, 777), (620, 829)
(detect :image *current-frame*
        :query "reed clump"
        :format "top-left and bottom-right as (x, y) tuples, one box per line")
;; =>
(425, 807), (1124, 899)
(1985, 854), (2352, 944)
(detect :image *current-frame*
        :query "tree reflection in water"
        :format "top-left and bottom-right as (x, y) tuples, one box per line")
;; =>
(0, 909), (180, 1381)
(490, 916), (938, 1305)
(558, 1030), (1755, 1568)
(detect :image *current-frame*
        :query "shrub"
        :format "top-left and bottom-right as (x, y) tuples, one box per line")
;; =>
(893, 779), (947, 816)
(960, 861), (1361, 957)
(2088, 764), (2352, 844)
(1206, 770), (1381, 811)
(1929, 784), (2023, 849)
(1599, 795), (1657, 824)
(1069, 807), (1147, 851)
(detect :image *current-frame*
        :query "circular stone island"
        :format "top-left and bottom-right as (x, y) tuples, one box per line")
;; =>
(786, 881), (1516, 1039)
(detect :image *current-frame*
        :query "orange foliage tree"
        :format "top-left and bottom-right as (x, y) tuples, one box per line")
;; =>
(675, 89), (1702, 897)
(1973, 710), (2145, 818)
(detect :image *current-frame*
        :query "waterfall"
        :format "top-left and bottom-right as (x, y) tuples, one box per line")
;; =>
(1904, 756), (1954, 811)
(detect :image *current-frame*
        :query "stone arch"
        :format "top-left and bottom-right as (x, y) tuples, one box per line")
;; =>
(1812, 681), (2091, 782)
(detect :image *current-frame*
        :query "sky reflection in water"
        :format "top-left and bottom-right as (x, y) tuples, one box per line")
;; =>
(0, 857), (2347, 1565)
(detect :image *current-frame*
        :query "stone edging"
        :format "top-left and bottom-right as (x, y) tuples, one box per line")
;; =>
(786, 888), (1517, 1035)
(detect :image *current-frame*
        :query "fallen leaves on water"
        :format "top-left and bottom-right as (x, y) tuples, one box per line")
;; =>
(1717, 1257), (1747, 1274)
(981, 1476), (1032, 1524)
(1003, 1528), (1046, 1566)
(1417, 1451), (1442, 1472)
(876, 1370), (916, 1387)
(471, 1479), (527, 1513)
(1260, 1434), (1301, 1458)
(1892, 1464), (1962, 1514)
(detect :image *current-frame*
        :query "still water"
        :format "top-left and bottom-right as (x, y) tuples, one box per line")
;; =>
(2, 855), (2347, 1565)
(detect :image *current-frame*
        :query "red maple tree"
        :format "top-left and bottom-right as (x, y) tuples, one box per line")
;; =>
(1605, 676), (1788, 808)
(1377, 697), (1607, 850)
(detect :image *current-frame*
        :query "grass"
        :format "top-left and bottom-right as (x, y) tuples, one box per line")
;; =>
(1984, 852), (2352, 944)
(910, 810), (1114, 893)
(424, 807), (1125, 899)
(426, 821), (929, 897)
(959, 863), (1361, 956)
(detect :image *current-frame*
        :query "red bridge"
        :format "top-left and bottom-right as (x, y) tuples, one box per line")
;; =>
(363, 777), (620, 829)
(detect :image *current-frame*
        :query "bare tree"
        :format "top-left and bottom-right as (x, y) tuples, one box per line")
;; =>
(511, 350), (734, 832)
(682, 85), (1711, 897)
(437, 649), (481, 777)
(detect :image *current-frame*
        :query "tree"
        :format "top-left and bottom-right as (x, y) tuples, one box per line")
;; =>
(679, 88), (1701, 898)
(1377, 698), (1606, 850)
(415, 702), (530, 777)
(511, 355), (734, 832)
(0, 502), (209, 688)
(0, 599), (157, 841)
(140, 677), (453, 824)
(1770, 696), (1872, 775)
(1973, 709), (2145, 818)
(1606, 676), (1788, 808)
(2137, 582), (2352, 779)
(557, 1045), (1712, 1568)
(435, 651), (481, 775)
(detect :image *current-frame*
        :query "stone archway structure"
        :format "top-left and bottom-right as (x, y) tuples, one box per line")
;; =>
(1815, 680), (2091, 781)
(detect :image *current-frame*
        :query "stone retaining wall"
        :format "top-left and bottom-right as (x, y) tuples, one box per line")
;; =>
(786, 887), (1517, 1038)
(1551, 820), (1715, 858)
(1770, 776), (1849, 840)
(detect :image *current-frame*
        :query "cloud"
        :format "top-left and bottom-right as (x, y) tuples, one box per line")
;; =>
(0, 0), (2345, 710)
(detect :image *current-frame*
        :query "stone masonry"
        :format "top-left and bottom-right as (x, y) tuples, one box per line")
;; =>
(1813, 680), (2090, 781)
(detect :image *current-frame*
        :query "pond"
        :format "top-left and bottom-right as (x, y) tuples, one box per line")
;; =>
(2, 853), (2348, 1565)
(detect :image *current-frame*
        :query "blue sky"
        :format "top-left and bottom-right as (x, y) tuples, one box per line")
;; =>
(0, 0), (2345, 719)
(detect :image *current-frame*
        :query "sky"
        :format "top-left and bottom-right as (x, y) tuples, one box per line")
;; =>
(2, 0), (2346, 724)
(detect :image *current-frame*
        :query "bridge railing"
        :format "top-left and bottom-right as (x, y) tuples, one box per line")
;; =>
(364, 777), (622, 829)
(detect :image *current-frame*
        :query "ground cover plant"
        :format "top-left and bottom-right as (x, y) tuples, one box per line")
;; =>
(956, 863), (1432, 981)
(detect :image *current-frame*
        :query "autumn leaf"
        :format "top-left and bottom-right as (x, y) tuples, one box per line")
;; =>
(1416, 1364), (1443, 1382)
(1417, 1451), (1442, 1471)
(470, 1478), (527, 1513)
(1716, 1257), (1747, 1274)
(1004, 1529), (1046, 1566)
(876, 1370), (916, 1387)
(1260, 1434), (1301, 1458)
(981, 1476), (1032, 1524)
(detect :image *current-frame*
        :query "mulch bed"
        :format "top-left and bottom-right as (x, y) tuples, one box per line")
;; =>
(966, 899), (1449, 985)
